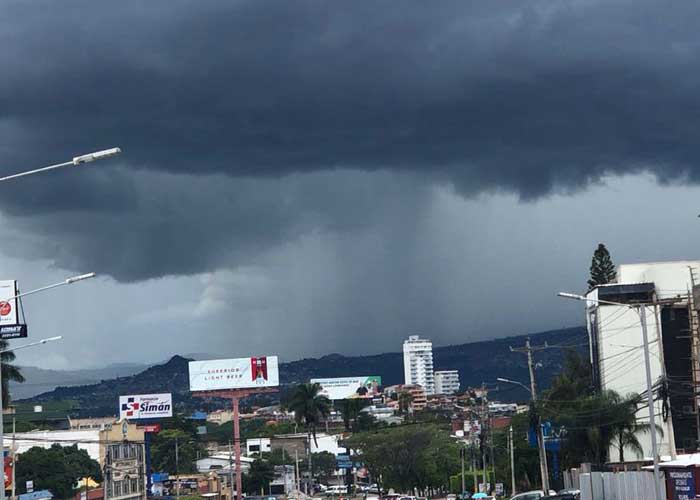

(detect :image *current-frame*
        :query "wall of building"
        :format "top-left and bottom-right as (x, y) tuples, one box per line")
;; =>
(592, 303), (673, 460)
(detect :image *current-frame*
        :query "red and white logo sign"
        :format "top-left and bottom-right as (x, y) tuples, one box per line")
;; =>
(0, 302), (11, 317)
(251, 357), (268, 382)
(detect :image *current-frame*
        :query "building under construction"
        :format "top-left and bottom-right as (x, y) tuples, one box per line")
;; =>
(586, 260), (700, 461)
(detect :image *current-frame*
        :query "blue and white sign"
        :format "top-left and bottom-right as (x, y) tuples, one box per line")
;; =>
(668, 469), (695, 500)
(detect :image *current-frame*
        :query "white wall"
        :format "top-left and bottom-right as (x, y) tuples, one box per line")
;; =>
(595, 304), (673, 460)
(12, 429), (101, 461)
(618, 261), (700, 299)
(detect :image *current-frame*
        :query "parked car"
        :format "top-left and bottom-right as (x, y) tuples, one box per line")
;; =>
(556, 490), (580, 499)
(544, 495), (578, 500)
(509, 491), (556, 500)
(325, 485), (349, 496)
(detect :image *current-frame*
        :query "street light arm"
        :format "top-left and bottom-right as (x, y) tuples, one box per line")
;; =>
(0, 336), (62, 355)
(2, 273), (97, 302)
(557, 291), (635, 308)
(497, 377), (532, 394)
(0, 148), (121, 183)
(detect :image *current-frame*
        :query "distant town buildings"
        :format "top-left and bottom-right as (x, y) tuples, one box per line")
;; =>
(403, 335), (435, 395)
(434, 370), (460, 394)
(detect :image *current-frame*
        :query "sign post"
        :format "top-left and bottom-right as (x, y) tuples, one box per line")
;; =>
(189, 356), (280, 500)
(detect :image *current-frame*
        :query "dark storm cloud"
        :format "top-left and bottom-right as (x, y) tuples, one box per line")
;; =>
(2, 0), (700, 281)
(2, 0), (700, 198)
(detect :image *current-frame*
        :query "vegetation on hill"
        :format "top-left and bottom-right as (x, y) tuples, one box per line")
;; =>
(22, 327), (587, 416)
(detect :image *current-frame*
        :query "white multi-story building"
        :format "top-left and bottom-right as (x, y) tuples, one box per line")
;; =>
(434, 370), (460, 394)
(403, 335), (435, 395)
(586, 260), (700, 461)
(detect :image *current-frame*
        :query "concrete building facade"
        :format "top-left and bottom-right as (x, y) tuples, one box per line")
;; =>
(586, 260), (700, 462)
(403, 335), (435, 395)
(434, 370), (460, 394)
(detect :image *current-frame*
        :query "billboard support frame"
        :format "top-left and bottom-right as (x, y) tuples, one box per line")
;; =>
(192, 387), (278, 500)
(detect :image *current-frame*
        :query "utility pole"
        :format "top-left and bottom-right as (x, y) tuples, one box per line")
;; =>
(652, 292), (677, 459)
(509, 426), (516, 496)
(228, 440), (235, 500)
(10, 418), (15, 500)
(295, 449), (301, 495)
(175, 437), (180, 498)
(510, 338), (550, 493)
(480, 384), (487, 492)
(460, 446), (466, 494)
(640, 304), (663, 500)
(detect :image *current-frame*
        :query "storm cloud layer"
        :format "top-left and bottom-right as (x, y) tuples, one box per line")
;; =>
(1, 0), (700, 281)
(3, 0), (700, 193)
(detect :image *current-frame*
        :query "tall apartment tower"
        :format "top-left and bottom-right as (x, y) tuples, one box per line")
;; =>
(403, 335), (435, 395)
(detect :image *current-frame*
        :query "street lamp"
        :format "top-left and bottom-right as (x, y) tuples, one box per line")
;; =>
(0, 148), (121, 183)
(0, 335), (62, 497)
(0, 273), (95, 500)
(558, 291), (664, 500)
(496, 378), (532, 394)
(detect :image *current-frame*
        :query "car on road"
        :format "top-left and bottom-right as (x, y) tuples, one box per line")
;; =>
(555, 490), (580, 499)
(325, 485), (348, 496)
(509, 491), (557, 500)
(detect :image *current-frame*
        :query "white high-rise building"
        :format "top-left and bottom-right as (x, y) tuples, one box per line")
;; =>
(434, 370), (460, 395)
(403, 335), (435, 395)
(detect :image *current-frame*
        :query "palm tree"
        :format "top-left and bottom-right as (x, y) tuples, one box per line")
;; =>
(287, 383), (331, 495)
(1, 339), (24, 407)
(609, 393), (663, 463)
(287, 383), (331, 447)
(398, 391), (413, 415)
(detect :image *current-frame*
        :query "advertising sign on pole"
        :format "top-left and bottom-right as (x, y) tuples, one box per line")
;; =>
(188, 356), (280, 391)
(310, 376), (382, 400)
(0, 325), (26, 340)
(668, 469), (695, 500)
(119, 393), (173, 420)
(0, 281), (19, 328)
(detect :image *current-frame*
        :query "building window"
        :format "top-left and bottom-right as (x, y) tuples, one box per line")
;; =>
(130, 478), (139, 493)
(114, 481), (122, 497)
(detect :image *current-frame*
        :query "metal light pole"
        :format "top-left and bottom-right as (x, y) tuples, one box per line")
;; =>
(0, 273), (94, 500)
(0, 335), (62, 500)
(497, 376), (548, 492)
(640, 304), (663, 500)
(558, 292), (664, 500)
(0, 148), (121, 183)
(509, 426), (516, 496)
(460, 446), (466, 494)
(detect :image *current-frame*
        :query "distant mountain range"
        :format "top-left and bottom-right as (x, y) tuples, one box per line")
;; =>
(17, 326), (587, 416)
(10, 363), (149, 400)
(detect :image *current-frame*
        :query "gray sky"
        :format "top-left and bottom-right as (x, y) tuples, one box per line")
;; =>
(2, 0), (700, 369)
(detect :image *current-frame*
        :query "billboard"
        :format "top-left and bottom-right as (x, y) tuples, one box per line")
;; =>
(0, 281), (19, 328)
(310, 376), (381, 400)
(189, 356), (279, 391)
(119, 393), (173, 420)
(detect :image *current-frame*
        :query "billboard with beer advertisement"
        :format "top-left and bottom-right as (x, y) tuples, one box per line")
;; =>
(189, 356), (279, 391)
(310, 376), (382, 400)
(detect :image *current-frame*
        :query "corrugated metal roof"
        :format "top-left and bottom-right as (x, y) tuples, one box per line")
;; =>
(19, 490), (53, 500)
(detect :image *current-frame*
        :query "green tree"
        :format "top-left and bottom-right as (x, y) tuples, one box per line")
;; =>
(608, 393), (663, 463)
(16, 444), (101, 499)
(151, 429), (202, 474)
(588, 243), (617, 291)
(305, 452), (337, 482)
(287, 383), (331, 447)
(243, 459), (275, 495)
(346, 423), (459, 492)
(338, 399), (367, 431)
(398, 392), (413, 416)
(1, 339), (24, 407)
